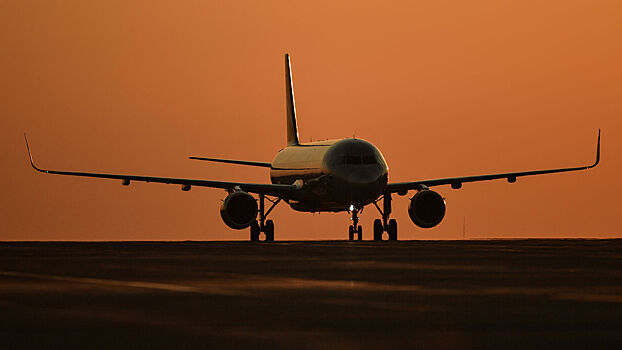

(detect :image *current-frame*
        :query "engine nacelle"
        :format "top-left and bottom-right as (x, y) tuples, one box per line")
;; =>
(408, 190), (446, 228)
(220, 191), (258, 230)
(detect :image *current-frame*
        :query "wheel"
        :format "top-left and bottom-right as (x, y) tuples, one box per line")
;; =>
(250, 221), (260, 241)
(348, 225), (354, 240)
(388, 219), (397, 240)
(264, 220), (275, 242)
(357, 226), (363, 240)
(373, 219), (383, 241)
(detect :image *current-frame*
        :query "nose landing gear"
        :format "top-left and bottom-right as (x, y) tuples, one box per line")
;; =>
(348, 207), (363, 240)
(372, 194), (397, 241)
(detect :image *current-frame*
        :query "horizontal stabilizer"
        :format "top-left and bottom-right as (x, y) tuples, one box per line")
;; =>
(188, 156), (272, 168)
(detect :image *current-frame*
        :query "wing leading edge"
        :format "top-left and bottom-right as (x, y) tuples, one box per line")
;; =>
(385, 130), (601, 194)
(25, 136), (298, 198)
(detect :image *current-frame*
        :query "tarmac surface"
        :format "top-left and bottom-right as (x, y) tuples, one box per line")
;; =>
(1, 239), (621, 349)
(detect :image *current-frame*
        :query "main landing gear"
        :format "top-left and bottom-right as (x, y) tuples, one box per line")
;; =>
(348, 207), (363, 241)
(372, 193), (397, 241)
(250, 194), (281, 242)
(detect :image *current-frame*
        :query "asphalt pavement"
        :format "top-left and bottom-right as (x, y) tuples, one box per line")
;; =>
(1, 240), (621, 349)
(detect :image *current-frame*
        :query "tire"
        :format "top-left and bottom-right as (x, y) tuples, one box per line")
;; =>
(357, 226), (363, 240)
(265, 220), (275, 242)
(373, 219), (383, 241)
(250, 221), (260, 241)
(348, 225), (354, 240)
(388, 219), (398, 240)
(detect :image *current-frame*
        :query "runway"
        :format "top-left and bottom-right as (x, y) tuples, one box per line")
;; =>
(1, 240), (621, 349)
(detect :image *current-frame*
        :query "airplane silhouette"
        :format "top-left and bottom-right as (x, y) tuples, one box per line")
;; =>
(26, 54), (601, 241)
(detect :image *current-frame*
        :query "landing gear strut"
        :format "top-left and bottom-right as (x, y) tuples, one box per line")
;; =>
(348, 207), (363, 241)
(372, 193), (397, 241)
(250, 194), (281, 242)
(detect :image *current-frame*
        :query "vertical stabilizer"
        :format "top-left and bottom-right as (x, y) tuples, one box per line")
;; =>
(285, 53), (300, 145)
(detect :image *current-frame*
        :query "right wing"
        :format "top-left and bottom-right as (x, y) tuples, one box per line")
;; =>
(25, 136), (298, 198)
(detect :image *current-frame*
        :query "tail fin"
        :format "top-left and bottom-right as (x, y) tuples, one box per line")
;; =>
(285, 53), (300, 146)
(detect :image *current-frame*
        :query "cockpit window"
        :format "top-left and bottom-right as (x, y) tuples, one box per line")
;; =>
(342, 155), (377, 165)
(346, 156), (361, 164)
(362, 155), (376, 164)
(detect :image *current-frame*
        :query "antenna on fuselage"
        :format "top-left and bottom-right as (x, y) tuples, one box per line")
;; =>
(285, 53), (300, 146)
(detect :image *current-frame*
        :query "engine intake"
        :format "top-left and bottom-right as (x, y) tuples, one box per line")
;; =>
(408, 190), (446, 228)
(220, 191), (258, 229)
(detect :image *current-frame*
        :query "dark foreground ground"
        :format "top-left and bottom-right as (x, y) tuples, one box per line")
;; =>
(1, 240), (621, 349)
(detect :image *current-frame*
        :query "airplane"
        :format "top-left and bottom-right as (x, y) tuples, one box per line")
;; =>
(25, 53), (601, 241)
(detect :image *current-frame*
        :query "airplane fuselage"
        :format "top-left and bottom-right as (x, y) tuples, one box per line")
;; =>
(270, 138), (388, 212)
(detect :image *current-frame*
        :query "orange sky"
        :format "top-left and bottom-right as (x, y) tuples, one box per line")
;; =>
(1, 0), (621, 240)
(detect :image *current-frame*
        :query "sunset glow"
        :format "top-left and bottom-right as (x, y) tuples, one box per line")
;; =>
(1, 0), (620, 240)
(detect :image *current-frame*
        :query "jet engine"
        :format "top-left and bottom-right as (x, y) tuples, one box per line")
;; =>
(220, 191), (258, 229)
(408, 190), (446, 228)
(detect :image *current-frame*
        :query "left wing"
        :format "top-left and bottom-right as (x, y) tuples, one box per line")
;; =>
(386, 130), (600, 194)
(25, 136), (298, 198)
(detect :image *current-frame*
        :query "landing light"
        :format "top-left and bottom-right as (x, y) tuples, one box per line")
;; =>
(349, 204), (355, 212)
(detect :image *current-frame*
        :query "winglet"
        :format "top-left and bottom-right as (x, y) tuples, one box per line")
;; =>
(588, 129), (600, 169)
(24, 134), (45, 173)
(285, 53), (300, 146)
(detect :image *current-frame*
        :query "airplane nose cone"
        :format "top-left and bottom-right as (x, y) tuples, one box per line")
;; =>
(348, 168), (380, 185)
(321, 138), (389, 205)
(346, 168), (387, 203)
